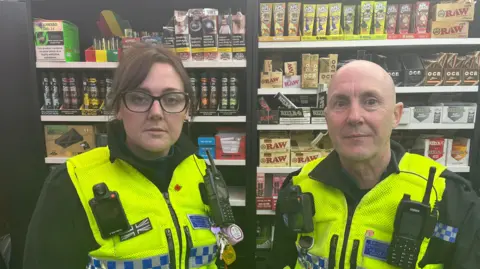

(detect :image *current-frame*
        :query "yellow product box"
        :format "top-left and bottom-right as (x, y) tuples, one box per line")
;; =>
(260, 3), (273, 36)
(328, 3), (342, 35)
(430, 21), (469, 38)
(303, 4), (316, 36)
(343, 5), (356, 35)
(259, 152), (290, 167)
(288, 2), (301, 36)
(360, 1), (374, 34)
(374, 1), (387, 34)
(273, 3), (286, 36)
(432, 2), (475, 22)
(315, 4), (329, 36)
(290, 151), (327, 167)
(259, 137), (291, 153)
(447, 137), (470, 166)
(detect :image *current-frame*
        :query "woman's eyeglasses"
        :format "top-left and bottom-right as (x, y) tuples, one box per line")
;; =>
(122, 91), (189, 113)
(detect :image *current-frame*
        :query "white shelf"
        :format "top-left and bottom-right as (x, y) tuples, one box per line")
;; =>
(258, 86), (478, 95)
(258, 123), (474, 130)
(259, 38), (480, 49)
(257, 209), (276, 215)
(46, 157), (244, 166)
(45, 157), (69, 164)
(40, 115), (245, 123)
(447, 166), (470, 173)
(257, 167), (300, 174)
(36, 61), (246, 69)
(189, 116), (246, 122)
(228, 186), (246, 207)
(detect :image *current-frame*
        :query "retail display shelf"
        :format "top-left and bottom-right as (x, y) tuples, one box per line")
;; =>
(258, 86), (479, 95)
(258, 38), (480, 49)
(257, 210), (276, 215)
(36, 61), (246, 69)
(258, 123), (474, 130)
(40, 115), (246, 123)
(46, 157), (245, 166)
(228, 186), (246, 207)
(258, 166), (470, 174)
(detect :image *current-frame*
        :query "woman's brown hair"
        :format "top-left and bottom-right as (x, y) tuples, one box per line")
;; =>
(107, 43), (193, 114)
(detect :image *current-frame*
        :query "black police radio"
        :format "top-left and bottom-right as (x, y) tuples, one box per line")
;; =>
(89, 183), (130, 239)
(203, 150), (235, 227)
(387, 166), (439, 269)
(278, 184), (315, 233)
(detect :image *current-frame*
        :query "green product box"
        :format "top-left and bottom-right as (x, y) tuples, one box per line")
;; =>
(34, 19), (80, 62)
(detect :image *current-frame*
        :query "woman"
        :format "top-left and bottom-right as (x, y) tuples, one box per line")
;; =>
(24, 44), (218, 269)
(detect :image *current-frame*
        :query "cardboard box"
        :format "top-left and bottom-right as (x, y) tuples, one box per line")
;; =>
(290, 131), (315, 152)
(441, 104), (476, 124)
(374, 1), (387, 35)
(432, 2), (475, 21)
(316, 4), (329, 36)
(34, 19), (80, 62)
(447, 138), (470, 166)
(386, 5), (399, 34)
(288, 3), (301, 36)
(425, 137), (447, 165)
(273, 3), (286, 36)
(329, 3), (342, 35)
(398, 4), (412, 34)
(260, 3), (273, 36)
(290, 151), (325, 167)
(259, 152), (290, 167)
(303, 4), (316, 36)
(45, 125), (96, 157)
(415, 2), (430, 34)
(259, 137), (291, 153)
(360, 1), (374, 35)
(257, 173), (266, 197)
(343, 5), (356, 35)
(401, 54), (425, 86)
(215, 132), (246, 160)
(410, 106), (442, 124)
(430, 21), (469, 38)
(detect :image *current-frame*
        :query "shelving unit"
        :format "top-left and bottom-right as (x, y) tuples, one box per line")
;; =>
(258, 123), (475, 131)
(36, 60), (247, 69)
(40, 115), (247, 123)
(258, 86), (479, 95)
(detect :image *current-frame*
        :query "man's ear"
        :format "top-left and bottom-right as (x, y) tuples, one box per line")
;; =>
(392, 102), (404, 128)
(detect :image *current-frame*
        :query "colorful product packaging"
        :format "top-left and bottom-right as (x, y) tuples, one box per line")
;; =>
(288, 3), (301, 36)
(398, 4), (412, 34)
(260, 3), (273, 36)
(315, 4), (329, 36)
(360, 1), (374, 34)
(343, 5), (356, 35)
(386, 4), (399, 34)
(303, 4), (316, 36)
(415, 1), (430, 34)
(328, 3), (342, 35)
(374, 1), (387, 34)
(273, 3), (286, 36)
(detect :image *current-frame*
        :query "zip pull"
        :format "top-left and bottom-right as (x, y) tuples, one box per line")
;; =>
(184, 226), (193, 269)
(328, 234), (338, 269)
(163, 192), (171, 204)
(350, 239), (360, 268)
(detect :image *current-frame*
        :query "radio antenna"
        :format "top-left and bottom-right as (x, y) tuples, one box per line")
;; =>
(206, 149), (218, 174)
(423, 166), (436, 205)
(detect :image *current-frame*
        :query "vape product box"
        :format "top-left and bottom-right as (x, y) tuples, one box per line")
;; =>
(232, 11), (246, 61)
(329, 3), (342, 35)
(218, 10), (233, 61)
(410, 106), (442, 124)
(432, 2), (475, 21)
(374, 1), (387, 34)
(441, 103), (476, 124)
(198, 136), (216, 159)
(202, 9), (219, 61)
(188, 9), (204, 61)
(273, 3), (286, 36)
(174, 10), (192, 61)
(45, 125), (95, 157)
(343, 5), (356, 35)
(316, 4), (329, 36)
(415, 1), (430, 34)
(303, 4), (316, 36)
(430, 21), (469, 39)
(34, 19), (80, 62)
(401, 54), (425, 86)
(447, 137), (470, 167)
(398, 4), (412, 34)
(425, 137), (447, 165)
(360, 1), (374, 35)
(260, 3), (273, 36)
(288, 3), (301, 36)
(259, 152), (290, 167)
(386, 5), (399, 34)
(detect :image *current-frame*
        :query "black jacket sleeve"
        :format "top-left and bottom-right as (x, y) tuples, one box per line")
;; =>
(23, 165), (98, 269)
(267, 170), (301, 269)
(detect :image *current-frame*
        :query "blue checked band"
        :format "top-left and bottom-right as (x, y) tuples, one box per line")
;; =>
(188, 244), (218, 268)
(296, 248), (328, 269)
(433, 222), (458, 243)
(87, 254), (169, 269)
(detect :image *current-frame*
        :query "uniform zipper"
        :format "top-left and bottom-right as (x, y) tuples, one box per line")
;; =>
(328, 234), (339, 269)
(164, 192), (183, 268)
(165, 228), (176, 269)
(184, 226), (193, 269)
(339, 203), (356, 269)
(350, 239), (360, 268)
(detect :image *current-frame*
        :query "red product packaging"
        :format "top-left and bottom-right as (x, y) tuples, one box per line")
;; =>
(398, 4), (412, 34)
(256, 197), (273, 210)
(424, 138), (447, 165)
(386, 4), (399, 34)
(257, 173), (266, 197)
(415, 1), (430, 34)
(215, 132), (246, 160)
(272, 174), (286, 198)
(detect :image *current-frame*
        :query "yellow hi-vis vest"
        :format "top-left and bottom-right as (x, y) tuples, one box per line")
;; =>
(66, 147), (218, 269)
(292, 152), (447, 269)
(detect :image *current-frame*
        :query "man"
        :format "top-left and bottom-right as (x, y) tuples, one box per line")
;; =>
(268, 60), (480, 269)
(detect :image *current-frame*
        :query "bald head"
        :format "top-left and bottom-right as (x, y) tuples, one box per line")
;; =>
(329, 60), (396, 103)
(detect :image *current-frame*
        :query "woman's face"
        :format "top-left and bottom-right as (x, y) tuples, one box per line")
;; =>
(117, 63), (188, 157)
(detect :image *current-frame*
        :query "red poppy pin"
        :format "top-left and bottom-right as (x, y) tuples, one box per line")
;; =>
(174, 184), (182, 192)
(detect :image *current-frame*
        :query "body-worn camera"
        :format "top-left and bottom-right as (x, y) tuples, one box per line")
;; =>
(89, 183), (130, 239)
(278, 185), (315, 233)
(203, 150), (235, 227)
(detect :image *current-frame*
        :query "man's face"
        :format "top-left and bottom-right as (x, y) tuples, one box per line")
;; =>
(325, 63), (403, 161)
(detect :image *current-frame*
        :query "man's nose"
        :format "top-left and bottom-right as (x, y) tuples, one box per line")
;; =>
(347, 102), (363, 125)
(148, 100), (164, 119)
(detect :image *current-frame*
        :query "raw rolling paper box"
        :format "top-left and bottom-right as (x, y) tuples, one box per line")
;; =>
(34, 19), (80, 62)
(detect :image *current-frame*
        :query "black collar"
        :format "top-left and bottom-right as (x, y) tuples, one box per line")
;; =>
(308, 140), (405, 196)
